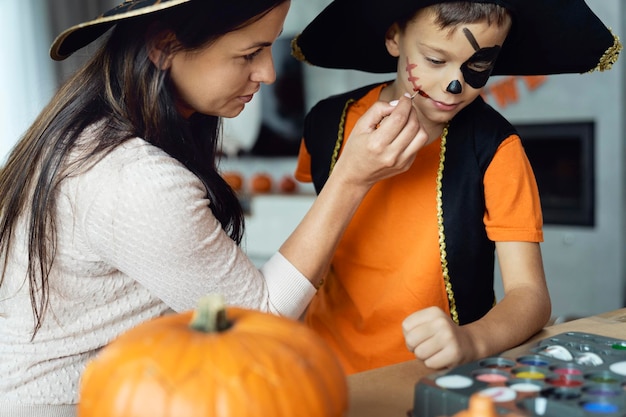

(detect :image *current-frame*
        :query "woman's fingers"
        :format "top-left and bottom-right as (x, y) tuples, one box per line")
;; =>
(370, 96), (428, 172)
(355, 94), (414, 140)
(335, 94), (428, 186)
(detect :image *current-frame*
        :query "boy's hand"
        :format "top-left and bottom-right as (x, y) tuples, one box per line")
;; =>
(402, 306), (477, 370)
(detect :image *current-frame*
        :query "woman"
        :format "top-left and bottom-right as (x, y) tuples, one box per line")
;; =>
(0, 0), (426, 414)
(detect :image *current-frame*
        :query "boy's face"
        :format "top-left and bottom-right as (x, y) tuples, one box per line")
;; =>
(385, 7), (510, 128)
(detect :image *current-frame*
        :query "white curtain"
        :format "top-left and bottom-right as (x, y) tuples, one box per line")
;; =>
(0, 0), (56, 164)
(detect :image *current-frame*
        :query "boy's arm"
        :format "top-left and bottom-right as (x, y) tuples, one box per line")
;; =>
(464, 241), (551, 359)
(402, 241), (550, 369)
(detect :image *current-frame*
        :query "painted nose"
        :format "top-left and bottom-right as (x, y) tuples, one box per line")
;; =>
(446, 80), (462, 94)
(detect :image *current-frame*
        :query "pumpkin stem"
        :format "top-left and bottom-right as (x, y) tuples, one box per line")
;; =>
(190, 294), (232, 332)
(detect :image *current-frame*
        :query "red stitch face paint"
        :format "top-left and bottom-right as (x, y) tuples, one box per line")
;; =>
(405, 56), (422, 95)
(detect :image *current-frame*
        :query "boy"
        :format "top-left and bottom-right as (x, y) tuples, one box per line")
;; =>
(291, 0), (621, 374)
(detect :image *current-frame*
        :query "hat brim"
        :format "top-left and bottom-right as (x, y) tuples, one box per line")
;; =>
(292, 0), (621, 76)
(50, 0), (191, 61)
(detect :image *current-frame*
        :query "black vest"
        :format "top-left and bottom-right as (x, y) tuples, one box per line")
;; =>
(303, 83), (518, 324)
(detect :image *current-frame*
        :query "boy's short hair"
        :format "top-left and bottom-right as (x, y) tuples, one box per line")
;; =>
(397, 2), (511, 31)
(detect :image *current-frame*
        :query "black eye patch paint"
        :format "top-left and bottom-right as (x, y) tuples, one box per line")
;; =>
(460, 27), (501, 89)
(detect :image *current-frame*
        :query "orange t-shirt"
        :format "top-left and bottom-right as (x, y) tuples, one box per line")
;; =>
(295, 84), (542, 374)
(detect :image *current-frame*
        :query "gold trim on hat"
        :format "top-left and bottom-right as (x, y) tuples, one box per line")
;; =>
(95, 0), (190, 25)
(590, 31), (622, 73)
(50, 0), (191, 60)
(290, 34), (309, 64)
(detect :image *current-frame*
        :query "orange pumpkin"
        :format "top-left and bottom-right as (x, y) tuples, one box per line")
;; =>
(279, 175), (298, 194)
(250, 173), (273, 194)
(451, 394), (525, 417)
(221, 171), (244, 193)
(78, 295), (348, 417)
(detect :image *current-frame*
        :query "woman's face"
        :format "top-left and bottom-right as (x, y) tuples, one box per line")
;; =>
(386, 7), (510, 130)
(162, 1), (290, 119)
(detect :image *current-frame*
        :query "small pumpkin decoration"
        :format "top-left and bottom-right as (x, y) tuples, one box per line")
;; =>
(279, 175), (298, 194)
(250, 172), (273, 194)
(451, 393), (525, 417)
(78, 294), (348, 417)
(221, 171), (244, 193)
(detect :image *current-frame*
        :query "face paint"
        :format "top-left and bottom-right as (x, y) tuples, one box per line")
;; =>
(460, 27), (501, 89)
(446, 80), (462, 94)
(405, 57), (422, 94)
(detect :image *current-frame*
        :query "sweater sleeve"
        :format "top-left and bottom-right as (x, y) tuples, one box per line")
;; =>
(76, 139), (315, 318)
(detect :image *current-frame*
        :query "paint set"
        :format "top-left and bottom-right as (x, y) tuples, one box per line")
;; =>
(411, 332), (626, 416)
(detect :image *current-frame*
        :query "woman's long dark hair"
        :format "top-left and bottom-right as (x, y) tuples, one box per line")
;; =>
(0, 0), (288, 337)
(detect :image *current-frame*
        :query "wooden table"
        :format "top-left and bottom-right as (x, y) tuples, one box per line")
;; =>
(346, 308), (626, 417)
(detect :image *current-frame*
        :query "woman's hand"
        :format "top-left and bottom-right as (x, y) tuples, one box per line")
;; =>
(332, 94), (428, 189)
(278, 94), (428, 292)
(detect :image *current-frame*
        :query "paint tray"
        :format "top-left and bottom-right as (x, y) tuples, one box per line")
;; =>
(411, 332), (626, 416)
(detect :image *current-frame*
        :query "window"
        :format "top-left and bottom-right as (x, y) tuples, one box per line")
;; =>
(516, 121), (595, 227)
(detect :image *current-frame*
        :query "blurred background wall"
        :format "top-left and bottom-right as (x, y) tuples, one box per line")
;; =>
(1, 0), (55, 162)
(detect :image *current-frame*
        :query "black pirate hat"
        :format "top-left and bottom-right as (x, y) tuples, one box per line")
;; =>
(291, 0), (621, 75)
(50, 0), (191, 61)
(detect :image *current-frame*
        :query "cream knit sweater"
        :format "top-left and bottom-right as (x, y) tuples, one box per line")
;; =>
(0, 136), (315, 416)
